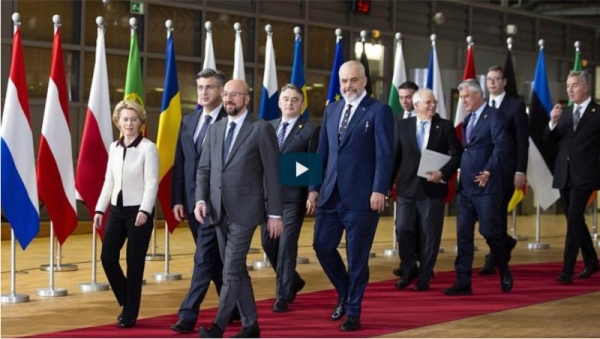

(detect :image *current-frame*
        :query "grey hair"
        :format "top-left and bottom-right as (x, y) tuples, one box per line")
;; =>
(568, 70), (589, 85)
(280, 83), (304, 101)
(412, 88), (435, 105)
(457, 78), (483, 94)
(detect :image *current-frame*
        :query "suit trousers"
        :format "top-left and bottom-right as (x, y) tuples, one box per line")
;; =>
(486, 178), (517, 265)
(559, 187), (599, 274)
(455, 192), (508, 286)
(261, 202), (306, 301)
(313, 191), (379, 317)
(396, 196), (445, 282)
(177, 219), (224, 322)
(213, 216), (258, 330)
(101, 204), (154, 322)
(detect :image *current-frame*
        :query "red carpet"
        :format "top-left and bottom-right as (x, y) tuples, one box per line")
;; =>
(29, 262), (600, 338)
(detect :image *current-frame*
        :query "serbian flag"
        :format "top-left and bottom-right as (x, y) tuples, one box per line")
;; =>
(75, 20), (113, 238)
(156, 30), (182, 232)
(1, 15), (40, 249)
(291, 28), (309, 118)
(37, 17), (78, 245)
(259, 29), (279, 121)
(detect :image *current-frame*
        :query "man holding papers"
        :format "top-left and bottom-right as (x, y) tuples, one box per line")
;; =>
(390, 89), (462, 291)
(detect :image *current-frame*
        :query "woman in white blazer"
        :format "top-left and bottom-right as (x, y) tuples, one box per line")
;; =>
(93, 100), (158, 328)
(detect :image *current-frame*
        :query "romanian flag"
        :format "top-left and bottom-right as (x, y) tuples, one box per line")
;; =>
(291, 29), (309, 118)
(326, 31), (344, 105)
(157, 31), (182, 233)
(75, 20), (113, 238)
(37, 17), (78, 245)
(388, 33), (406, 115)
(1, 15), (40, 249)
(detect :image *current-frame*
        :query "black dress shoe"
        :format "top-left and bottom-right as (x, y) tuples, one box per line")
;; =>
(117, 312), (123, 322)
(557, 272), (573, 285)
(479, 254), (496, 275)
(272, 299), (289, 313)
(331, 297), (346, 321)
(340, 315), (361, 331)
(392, 265), (402, 277)
(117, 318), (136, 328)
(230, 325), (260, 338)
(500, 269), (513, 292)
(198, 324), (224, 338)
(170, 318), (195, 333)
(578, 263), (600, 279)
(413, 280), (430, 291)
(289, 278), (306, 302)
(395, 270), (417, 289)
(443, 284), (472, 296)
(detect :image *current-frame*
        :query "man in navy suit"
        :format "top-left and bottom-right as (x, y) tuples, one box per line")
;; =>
(263, 84), (319, 313)
(544, 70), (600, 284)
(479, 65), (529, 275)
(170, 69), (234, 333)
(309, 60), (393, 331)
(445, 79), (513, 296)
(391, 89), (462, 291)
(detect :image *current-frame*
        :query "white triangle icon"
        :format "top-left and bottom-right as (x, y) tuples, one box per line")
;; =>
(295, 162), (309, 177)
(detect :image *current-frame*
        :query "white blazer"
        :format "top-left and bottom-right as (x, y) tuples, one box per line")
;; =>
(95, 137), (159, 214)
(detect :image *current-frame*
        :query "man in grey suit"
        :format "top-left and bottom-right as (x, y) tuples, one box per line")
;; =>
(170, 69), (238, 334)
(196, 79), (283, 338)
(262, 84), (319, 313)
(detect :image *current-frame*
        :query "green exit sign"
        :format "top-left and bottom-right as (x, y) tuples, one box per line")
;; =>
(130, 1), (145, 15)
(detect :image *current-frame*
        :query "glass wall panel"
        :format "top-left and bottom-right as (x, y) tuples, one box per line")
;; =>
(257, 19), (296, 68)
(82, 52), (128, 105)
(85, 0), (138, 50)
(307, 26), (350, 71)
(305, 73), (330, 123)
(17, 0), (76, 44)
(205, 12), (255, 63)
(146, 5), (201, 57)
(24, 46), (79, 102)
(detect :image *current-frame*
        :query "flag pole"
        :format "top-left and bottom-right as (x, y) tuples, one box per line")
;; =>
(153, 20), (182, 281)
(1, 12), (32, 305)
(37, 222), (68, 297)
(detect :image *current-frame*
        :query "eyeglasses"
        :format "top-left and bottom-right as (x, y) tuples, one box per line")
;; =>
(197, 84), (221, 92)
(486, 77), (504, 82)
(221, 92), (248, 99)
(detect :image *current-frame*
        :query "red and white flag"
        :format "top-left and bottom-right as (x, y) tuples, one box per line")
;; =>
(75, 20), (113, 237)
(37, 17), (77, 245)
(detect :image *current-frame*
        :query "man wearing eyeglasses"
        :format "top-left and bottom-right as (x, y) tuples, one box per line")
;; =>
(170, 69), (239, 334)
(478, 66), (529, 275)
(261, 84), (319, 313)
(197, 79), (282, 338)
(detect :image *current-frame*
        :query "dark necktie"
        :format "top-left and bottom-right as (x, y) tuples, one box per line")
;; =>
(573, 105), (582, 131)
(223, 121), (236, 162)
(465, 113), (476, 144)
(417, 120), (427, 152)
(491, 99), (496, 108)
(277, 122), (289, 148)
(338, 104), (352, 143)
(195, 115), (212, 155)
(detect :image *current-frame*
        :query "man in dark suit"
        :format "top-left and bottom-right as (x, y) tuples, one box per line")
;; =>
(392, 81), (420, 279)
(308, 60), (393, 331)
(170, 69), (234, 334)
(196, 79), (282, 338)
(543, 70), (600, 284)
(479, 65), (529, 275)
(391, 89), (462, 291)
(262, 84), (319, 313)
(445, 79), (513, 296)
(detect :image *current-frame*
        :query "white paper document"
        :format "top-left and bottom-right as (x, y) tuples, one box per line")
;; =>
(417, 149), (451, 179)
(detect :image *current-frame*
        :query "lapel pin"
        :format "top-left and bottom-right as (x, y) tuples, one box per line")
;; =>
(592, 108), (596, 113)
(484, 114), (488, 119)
(298, 124), (303, 129)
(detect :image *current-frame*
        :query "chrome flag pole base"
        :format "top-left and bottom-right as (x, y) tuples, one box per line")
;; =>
(36, 288), (68, 297)
(1, 293), (30, 303)
(40, 263), (78, 272)
(153, 272), (182, 281)
(79, 282), (110, 292)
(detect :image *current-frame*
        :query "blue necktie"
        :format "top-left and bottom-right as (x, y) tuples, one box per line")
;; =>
(195, 115), (212, 156)
(277, 122), (289, 148)
(417, 120), (427, 152)
(465, 113), (476, 144)
(223, 122), (236, 162)
(338, 104), (352, 143)
(573, 105), (582, 131)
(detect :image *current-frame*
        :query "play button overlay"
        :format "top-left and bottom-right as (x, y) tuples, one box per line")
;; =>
(279, 153), (323, 187)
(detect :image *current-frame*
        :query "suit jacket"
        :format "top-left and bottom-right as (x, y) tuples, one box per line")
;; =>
(543, 100), (600, 190)
(458, 105), (507, 195)
(495, 95), (529, 178)
(196, 113), (283, 227)
(391, 114), (462, 200)
(96, 137), (159, 213)
(270, 117), (320, 203)
(310, 96), (394, 210)
(171, 107), (227, 213)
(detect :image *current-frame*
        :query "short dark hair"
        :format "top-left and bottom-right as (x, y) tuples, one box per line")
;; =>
(280, 83), (304, 101)
(487, 65), (505, 78)
(398, 81), (419, 91)
(196, 68), (226, 87)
